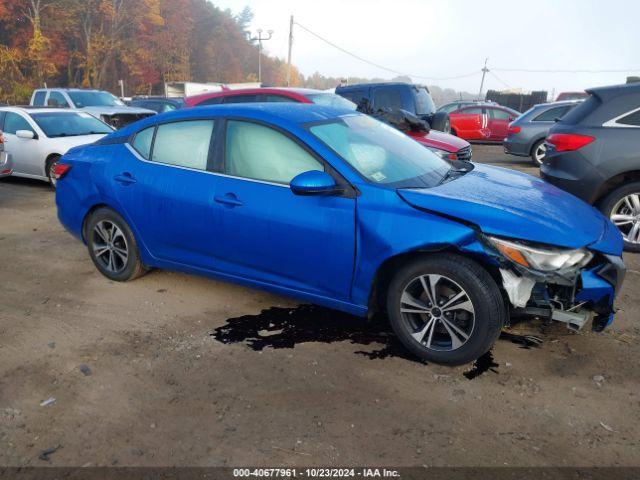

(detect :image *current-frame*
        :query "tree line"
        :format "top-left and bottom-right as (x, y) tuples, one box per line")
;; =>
(0, 0), (304, 103)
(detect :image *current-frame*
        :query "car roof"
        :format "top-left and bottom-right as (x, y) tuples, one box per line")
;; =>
(0, 106), (84, 114)
(111, 103), (358, 139)
(337, 82), (423, 90)
(587, 82), (640, 101)
(34, 88), (106, 93)
(185, 87), (329, 105)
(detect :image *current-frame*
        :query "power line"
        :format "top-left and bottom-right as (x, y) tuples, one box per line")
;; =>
(293, 21), (480, 81)
(493, 68), (640, 74)
(488, 70), (511, 89)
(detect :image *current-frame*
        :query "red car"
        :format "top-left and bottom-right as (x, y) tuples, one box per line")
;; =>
(185, 88), (472, 161)
(449, 104), (520, 142)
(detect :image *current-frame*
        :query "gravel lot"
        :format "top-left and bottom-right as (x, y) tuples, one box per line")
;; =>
(1, 145), (639, 467)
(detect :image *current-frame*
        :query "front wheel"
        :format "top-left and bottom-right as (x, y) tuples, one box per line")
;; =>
(599, 182), (640, 253)
(387, 254), (506, 365)
(86, 208), (147, 281)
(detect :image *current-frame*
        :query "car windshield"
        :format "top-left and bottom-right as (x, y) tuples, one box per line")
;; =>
(305, 93), (357, 110)
(414, 87), (436, 115)
(309, 114), (450, 188)
(67, 91), (124, 108)
(30, 112), (113, 137)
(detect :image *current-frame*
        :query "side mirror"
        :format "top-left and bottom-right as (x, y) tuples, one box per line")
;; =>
(290, 170), (338, 196)
(16, 130), (35, 140)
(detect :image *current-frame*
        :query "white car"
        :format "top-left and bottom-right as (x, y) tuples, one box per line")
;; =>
(0, 107), (113, 188)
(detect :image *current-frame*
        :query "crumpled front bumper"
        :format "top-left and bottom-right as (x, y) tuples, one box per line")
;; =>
(575, 254), (625, 330)
(500, 254), (625, 332)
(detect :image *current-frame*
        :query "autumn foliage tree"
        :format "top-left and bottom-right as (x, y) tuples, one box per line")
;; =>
(0, 0), (303, 103)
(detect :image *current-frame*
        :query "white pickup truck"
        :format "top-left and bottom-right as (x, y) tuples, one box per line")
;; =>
(30, 88), (155, 129)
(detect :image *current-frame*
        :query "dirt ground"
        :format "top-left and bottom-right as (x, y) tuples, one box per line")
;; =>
(1, 145), (639, 467)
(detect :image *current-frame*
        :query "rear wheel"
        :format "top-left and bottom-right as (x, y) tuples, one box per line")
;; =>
(600, 182), (640, 252)
(86, 208), (147, 281)
(530, 139), (546, 166)
(386, 254), (505, 365)
(45, 155), (61, 189)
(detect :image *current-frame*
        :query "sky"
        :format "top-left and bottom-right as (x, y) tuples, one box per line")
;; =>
(213, 0), (640, 96)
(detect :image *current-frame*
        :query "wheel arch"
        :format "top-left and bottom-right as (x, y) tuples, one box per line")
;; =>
(594, 170), (640, 206)
(44, 152), (62, 176)
(82, 203), (112, 243)
(366, 245), (503, 317)
(528, 136), (547, 156)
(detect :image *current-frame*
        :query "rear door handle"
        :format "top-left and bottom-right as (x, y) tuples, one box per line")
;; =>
(214, 193), (243, 207)
(114, 173), (136, 185)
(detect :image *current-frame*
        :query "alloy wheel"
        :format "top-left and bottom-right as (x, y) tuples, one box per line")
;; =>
(611, 194), (640, 244)
(400, 274), (475, 351)
(91, 220), (129, 273)
(533, 143), (546, 165)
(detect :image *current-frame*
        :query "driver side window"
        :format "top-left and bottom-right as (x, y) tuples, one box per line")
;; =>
(224, 120), (323, 185)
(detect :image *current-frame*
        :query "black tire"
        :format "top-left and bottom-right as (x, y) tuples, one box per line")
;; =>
(599, 181), (640, 253)
(45, 155), (61, 190)
(430, 111), (451, 133)
(530, 139), (546, 166)
(86, 208), (147, 281)
(387, 254), (506, 365)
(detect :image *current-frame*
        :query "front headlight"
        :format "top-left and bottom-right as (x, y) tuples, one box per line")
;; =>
(427, 147), (455, 160)
(487, 236), (593, 272)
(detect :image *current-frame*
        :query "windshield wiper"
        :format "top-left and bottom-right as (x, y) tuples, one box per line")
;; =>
(438, 160), (474, 185)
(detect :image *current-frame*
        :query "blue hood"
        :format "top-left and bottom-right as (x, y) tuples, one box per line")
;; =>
(397, 164), (623, 255)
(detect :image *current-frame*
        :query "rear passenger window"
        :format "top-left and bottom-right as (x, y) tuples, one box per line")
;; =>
(490, 108), (512, 120)
(198, 97), (223, 106)
(533, 106), (569, 122)
(373, 89), (402, 111)
(617, 109), (640, 127)
(33, 91), (46, 106)
(132, 126), (154, 159)
(263, 95), (297, 103)
(222, 94), (259, 104)
(151, 120), (214, 170)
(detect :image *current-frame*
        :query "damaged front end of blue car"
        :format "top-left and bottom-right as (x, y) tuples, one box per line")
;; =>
(479, 231), (625, 333)
(396, 163), (626, 334)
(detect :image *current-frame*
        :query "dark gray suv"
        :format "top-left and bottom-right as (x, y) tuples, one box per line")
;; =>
(504, 100), (581, 165)
(541, 82), (640, 251)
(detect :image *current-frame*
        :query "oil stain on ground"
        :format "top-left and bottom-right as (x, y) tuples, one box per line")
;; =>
(212, 304), (528, 378)
(211, 304), (418, 362)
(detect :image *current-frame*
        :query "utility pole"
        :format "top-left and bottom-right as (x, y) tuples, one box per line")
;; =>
(251, 29), (273, 84)
(478, 58), (489, 100)
(118, 79), (124, 98)
(286, 15), (294, 86)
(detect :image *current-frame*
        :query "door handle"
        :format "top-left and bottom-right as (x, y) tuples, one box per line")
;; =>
(214, 193), (243, 207)
(114, 172), (136, 185)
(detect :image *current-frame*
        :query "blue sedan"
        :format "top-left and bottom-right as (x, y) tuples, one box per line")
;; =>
(55, 104), (625, 365)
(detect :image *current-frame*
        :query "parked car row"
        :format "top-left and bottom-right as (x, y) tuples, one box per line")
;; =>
(0, 82), (633, 367)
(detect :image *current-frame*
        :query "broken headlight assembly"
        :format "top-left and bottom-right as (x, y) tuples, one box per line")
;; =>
(487, 236), (593, 273)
